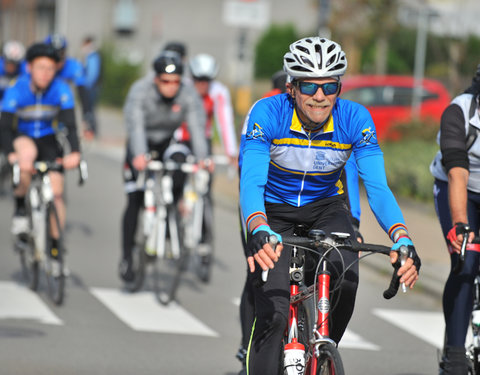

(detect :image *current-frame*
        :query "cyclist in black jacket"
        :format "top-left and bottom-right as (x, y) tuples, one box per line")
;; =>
(431, 64), (480, 375)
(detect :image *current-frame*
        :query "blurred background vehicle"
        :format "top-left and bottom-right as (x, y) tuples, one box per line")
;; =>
(341, 75), (451, 140)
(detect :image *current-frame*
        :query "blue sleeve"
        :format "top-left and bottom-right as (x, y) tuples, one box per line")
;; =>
(85, 53), (101, 87)
(239, 99), (277, 230)
(1, 85), (19, 112)
(348, 102), (407, 239)
(356, 153), (406, 238)
(58, 81), (75, 110)
(345, 155), (361, 222)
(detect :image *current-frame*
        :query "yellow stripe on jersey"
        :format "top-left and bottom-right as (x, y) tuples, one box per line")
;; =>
(272, 138), (351, 150)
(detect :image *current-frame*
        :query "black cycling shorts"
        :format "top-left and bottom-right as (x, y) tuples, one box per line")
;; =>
(16, 134), (63, 162)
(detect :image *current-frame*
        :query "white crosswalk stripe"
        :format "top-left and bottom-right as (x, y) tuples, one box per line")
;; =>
(373, 308), (444, 349)
(0, 281), (449, 348)
(0, 281), (63, 325)
(91, 287), (219, 337)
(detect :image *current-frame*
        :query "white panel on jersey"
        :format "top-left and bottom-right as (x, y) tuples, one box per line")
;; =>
(339, 329), (380, 351)
(0, 281), (63, 325)
(373, 308), (444, 349)
(91, 287), (218, 337)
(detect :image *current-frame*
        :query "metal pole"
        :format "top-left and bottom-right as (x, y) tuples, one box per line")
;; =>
(412, 7), (428, 119)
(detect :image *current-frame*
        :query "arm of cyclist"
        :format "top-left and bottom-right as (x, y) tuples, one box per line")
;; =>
(57, 108), (81, 169)
(355, 153), (421, 288)
(124, 78), (149, 171)
(446, 167), (474, 251)
(440, 103), (476, 251)
(0, 111), (16, 162)
(183, 87), (209, 161)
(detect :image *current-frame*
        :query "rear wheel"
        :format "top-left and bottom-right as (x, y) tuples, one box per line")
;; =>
(44, 203), (65, 305)
(154, 206), (187, 305)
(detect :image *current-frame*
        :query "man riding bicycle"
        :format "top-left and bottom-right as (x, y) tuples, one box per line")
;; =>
(239, 36), (421, 375)
(0, 42), (81, 260)
(431, 64), (480, 375)
(120, 51), (208, 282)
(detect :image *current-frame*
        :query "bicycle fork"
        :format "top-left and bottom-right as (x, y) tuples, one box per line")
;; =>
(309, 260), (331, 374)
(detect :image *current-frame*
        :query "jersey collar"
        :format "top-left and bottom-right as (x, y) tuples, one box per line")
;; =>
(290, 108), (334, 136)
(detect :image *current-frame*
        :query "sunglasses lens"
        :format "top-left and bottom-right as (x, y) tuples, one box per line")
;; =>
(299, 82), (318, 95)
(298, 81), (339, 95)
(322, 82), (339, 95)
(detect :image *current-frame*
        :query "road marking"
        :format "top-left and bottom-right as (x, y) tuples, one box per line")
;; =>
(339, 329), (380, 351)
(91, 287), (218, 337)
(373, 308), (444, 349)
(0, 281), (63, 325)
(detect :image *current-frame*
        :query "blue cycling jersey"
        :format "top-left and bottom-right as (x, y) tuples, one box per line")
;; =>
(1, 74), (75, 138)
(0, 57), (27, 102)
(57, 57), (85, 87)
(239, 93), (407, 240)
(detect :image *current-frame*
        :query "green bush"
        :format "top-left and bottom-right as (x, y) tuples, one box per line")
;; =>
(381, 138), (438, 202)
(99, 44), (142, 107)
(254, 24), (300, 79)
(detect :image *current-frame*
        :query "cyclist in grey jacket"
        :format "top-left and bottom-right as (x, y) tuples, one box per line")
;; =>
(120, 51), (208, 282)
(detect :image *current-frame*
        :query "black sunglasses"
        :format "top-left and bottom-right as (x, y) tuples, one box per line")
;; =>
(296, 81), (340, 96)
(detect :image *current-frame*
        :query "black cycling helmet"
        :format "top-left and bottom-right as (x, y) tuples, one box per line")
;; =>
(152, 51), (183, 75)
(271, 70), (288, 93)
(163, 41), (187, 59)
(26, 42), (60, 63)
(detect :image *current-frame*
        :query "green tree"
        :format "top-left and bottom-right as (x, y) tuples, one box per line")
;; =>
(254, 24), (299, 79)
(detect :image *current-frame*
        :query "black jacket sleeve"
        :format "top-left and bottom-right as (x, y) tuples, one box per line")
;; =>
(440, 104), (469, 172)
(0, 112), (16, 154)
(58, 108), (81, 152)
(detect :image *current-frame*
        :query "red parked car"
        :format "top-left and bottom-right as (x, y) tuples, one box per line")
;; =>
(340, 75), (451, 140)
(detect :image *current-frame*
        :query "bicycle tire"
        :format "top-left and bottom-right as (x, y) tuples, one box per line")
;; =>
(315, 342), (345, 375)
(194, 196), (214, 283)
(298, 299), (345, 375)
(125, 207), (147, 292)
(154, 206), (187, 305)
(44, 202), (65, 305)
(17, 236), (39, 291)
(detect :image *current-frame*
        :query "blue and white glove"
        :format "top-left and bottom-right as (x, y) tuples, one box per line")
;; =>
(391, 236), (421, 272)
(247, 224), (282, 258)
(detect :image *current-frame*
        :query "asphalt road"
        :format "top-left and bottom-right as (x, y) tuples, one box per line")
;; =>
(0, 134), (451, 375)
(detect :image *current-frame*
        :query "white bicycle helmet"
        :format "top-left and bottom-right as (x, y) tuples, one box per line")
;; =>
(3, 40), (25, 63)
(189, 53), (219, 80)
(283, 37), (347, 79)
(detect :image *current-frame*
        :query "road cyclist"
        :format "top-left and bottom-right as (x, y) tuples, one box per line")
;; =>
(119, 50), (209, 284)
(0, 42), (82, 280)
(431, 64), (480, 375)
(239, 36), (421, 375)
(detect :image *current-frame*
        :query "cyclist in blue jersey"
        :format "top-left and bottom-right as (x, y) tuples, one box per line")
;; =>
(239, 37), (421, 375)
(0, 41), (26, 104)
(0, 43), (81, 254)
(80, 35), (102, 140)
(44, 34), (90, 139)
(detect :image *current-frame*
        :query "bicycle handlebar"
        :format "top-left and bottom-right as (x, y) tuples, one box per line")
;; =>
(260, 233), (404, 300)
(12, 159), (87, 187)
(452, 235), (480, 275)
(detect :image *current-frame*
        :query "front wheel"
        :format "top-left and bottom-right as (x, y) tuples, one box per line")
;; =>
(154, 205), (187, 305)
(44, 202), (65, 305)
(315, 342), (345, 375)
(124, 207), (147, 292)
